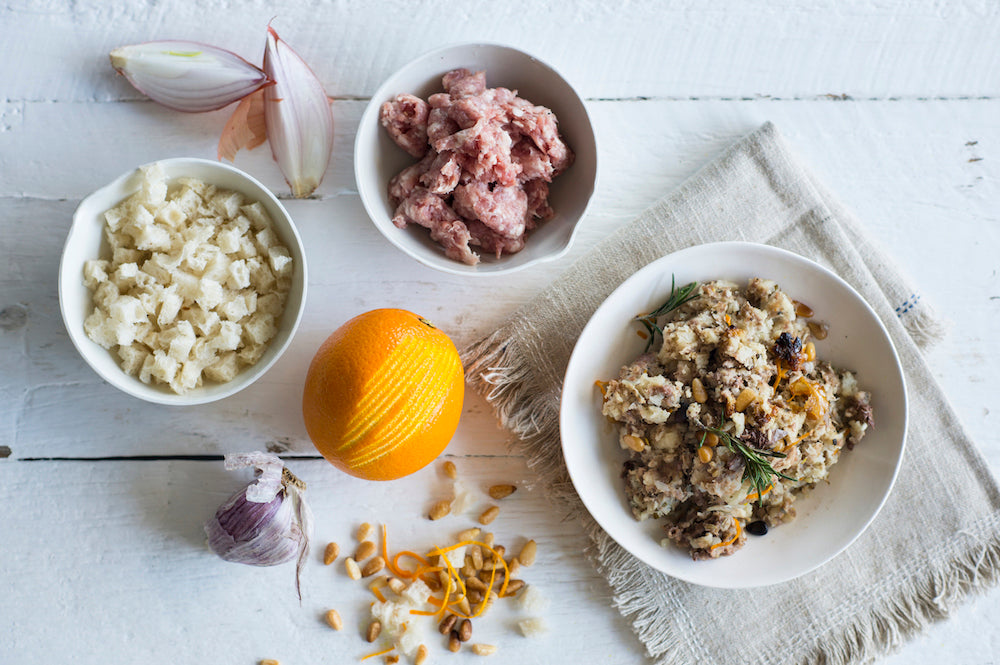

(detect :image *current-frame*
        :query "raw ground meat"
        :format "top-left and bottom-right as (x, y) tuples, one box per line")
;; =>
(380, 68), (574, 265)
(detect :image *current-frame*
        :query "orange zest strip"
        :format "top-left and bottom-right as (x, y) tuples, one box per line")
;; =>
(370, 584), (387, 603)
(380, 524), (403, 577)
(773, 358), (786, 388)
(709, 517), (742, 551)
(594, 380), (608, 398)
(361, 646), (395, 660)
(744, 484), (773, 503)
(392, 550), (430, 578)
(725, 314), (732, 326)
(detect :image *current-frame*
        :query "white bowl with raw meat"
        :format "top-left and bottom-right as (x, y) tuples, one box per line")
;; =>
(355, 43), (597, 275)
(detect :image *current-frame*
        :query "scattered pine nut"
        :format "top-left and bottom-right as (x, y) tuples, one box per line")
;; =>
(354, 540), (376, 561)
(457, 527), (481, 542)
(357, 522), (374, 542)
(507, 557), (521, 577)
(366, 619), (382, 643)
(362, 556), (386, 577)
(488, 484), (516, 500)
(465, 576), (487, 592)
(442, 460), (458, 479)
(428, 500), (452, 521)
(345, 557), (362, 580)
(387, 577), (406, 595)
(325, 608), (343, 631)
(456, 597), (472, 615)
(691, 377), (708, 403)
(794, 300), (814, 318)
(502, 579), (525, 596)
(492, 545), (505, 561)
(385, 655), (399, 664)
(260, 660), (281, 665)
(415, 644), (429, 665)
(448, 632), (461, 652)
(518, 540), (537, 566)
(471, 644), (497, 656)
(323, 542), (340, 565)
(458, 618), (472, 642)
(481, 532), (494, 548)
(735, 387), (757, 412)
(478, 505), (500, 525)
(470, 545), (484, 570)
(438, 614), (458, 635)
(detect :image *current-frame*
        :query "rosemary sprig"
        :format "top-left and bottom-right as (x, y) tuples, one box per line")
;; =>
(634, 276), (699, 352)
(699, 413), (797, 506)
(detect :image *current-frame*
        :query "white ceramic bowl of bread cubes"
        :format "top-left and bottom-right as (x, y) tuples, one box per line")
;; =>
(59, 158), (307, 405)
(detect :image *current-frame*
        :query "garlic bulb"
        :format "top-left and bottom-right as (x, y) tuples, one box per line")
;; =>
(205, 452), (313, 599)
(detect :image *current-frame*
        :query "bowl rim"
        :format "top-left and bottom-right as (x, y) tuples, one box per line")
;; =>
(559, 241), (908, 587)
(58, 157), (308, 406)
(353, 41), (599, 277)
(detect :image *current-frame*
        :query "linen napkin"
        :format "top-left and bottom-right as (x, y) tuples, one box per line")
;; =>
(463, 122), (1000, 665)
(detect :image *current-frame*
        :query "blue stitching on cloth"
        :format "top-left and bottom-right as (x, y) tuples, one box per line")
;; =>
(895, 293), (920, 316)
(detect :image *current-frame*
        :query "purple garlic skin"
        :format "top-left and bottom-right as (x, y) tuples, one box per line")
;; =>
(205, 484), (301, 566)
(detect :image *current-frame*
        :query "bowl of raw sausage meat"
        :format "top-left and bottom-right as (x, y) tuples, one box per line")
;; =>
(355, 43), (597, 275)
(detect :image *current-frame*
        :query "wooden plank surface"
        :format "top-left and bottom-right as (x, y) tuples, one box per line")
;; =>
(3, 1), (1000, 663)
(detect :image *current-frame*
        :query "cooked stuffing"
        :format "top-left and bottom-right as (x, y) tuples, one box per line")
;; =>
(600, 279), (873, 559)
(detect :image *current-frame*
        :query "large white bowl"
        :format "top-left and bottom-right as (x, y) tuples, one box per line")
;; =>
(560, 242), (907, 587)
(59, 158), (308, 405)
(355, 43), (598, 276)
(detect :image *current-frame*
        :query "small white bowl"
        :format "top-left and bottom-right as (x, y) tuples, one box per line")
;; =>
(355, 43), (598, 276)
(59, 158), (308, 405)
(560, 242), (907, 587)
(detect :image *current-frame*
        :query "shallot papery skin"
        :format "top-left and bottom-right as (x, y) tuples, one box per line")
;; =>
(110, 41), (271, 113)
(262, 25), (335, 197)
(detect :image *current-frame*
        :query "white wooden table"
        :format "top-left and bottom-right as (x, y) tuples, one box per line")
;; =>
(3, 1), (999, 663)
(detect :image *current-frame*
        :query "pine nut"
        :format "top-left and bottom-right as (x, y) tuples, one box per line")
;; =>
(448, 632), (461, 652)
(808, 320), (829, 340)
(492, 545), (505, 561)
(323, 542), (339, 565)
(424, 575), (441, 592)
(439, 614), (458, 635)
(415, 645), (429, 665)
(466, 576), (487, 592)
(507, 557), (521, 576)
(467, 589), (483, 604)
(325, 608), (343, 630)
(478, 506), (500, 525)
(260, 660), (281, 665)
(691, 378), (708, 403)
(354, 540), (376, 561)
(735, 387), (757, 412)
(471, 644), (497, 656)
(456, 597), (472, 616)
(794, 300), (815, 318)
(460, 560), (476, 578)
(345, 557), (361, 580)
(386, 655), (399, 664)
(488, 484), (517, 500)
(481, 532), (494, 548)
(356, 522), (374, 542)
(362, 556), (386, 577)
(804, 341), (816, 362)
(517, 540), (537, 566)
(428, 500), (452, 521)
(504, 579), (525, 596)
(387, 577), (406, 595)
(697, 446), (713, 463)
(622, 434), (645, 452)
(457, 527), (481, 542)
(366, 619), (382, 643)
(703, 432), (719, 447)
(458, 619), (472, 642)
(470, 546), (483, 570)
(442, 460), (458, 479)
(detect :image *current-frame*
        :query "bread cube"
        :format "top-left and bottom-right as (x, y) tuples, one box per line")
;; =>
(216, 225), (242, 254)
(171, 270), (200, 303)
(93, 281), (120, 310)
(182, 307), (221, 337)
(236, 235), (258, 259)
(249, 260), (276, 294)
(112, 247), (144, 265)
(240, 201), (271, 230)
(218, 293), (249, 322)
(171, 360), (203, 394)
(83, 308), (116, 349)
(190, 338), (218, 366)
(268, 246), (293, 277)
(226, 259), (250, 290)
(104, 206), (126, 232)
(138, 163), (168, 206)
(212, 321), (242, 351)
(117, 343), (150, 376)
(194, 278), (224, 310)
(210, 190), (243, 219)
(162, 320), (196, 362)
(174, 187), (203, 218)
(139, 350), (178, 385)
(237, 342), (266, 366)
(83, 260), (110, 289)
(112, 262), (141, 290)
(156, 286), (183, 327)
(254, 227), (278, 252)
(155, 200), (186, 228)
(230, 215), (251, 236)
(243, 312), (276, 346)
(108, 294), (146, 325)
(204, 351), (239, 383)
(201, 252), (232, 283)
(127, 217), (172, 251)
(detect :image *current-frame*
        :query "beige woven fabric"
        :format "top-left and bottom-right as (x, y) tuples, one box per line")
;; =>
(463, 123), (1000, 665)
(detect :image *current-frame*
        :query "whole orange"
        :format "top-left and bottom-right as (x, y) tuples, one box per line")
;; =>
(302, 309), (464, 481)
